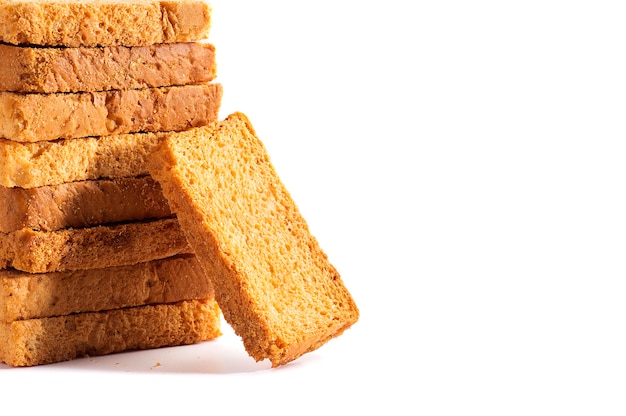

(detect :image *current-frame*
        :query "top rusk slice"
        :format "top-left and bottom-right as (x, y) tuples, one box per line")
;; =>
(0, 0), (212, 47)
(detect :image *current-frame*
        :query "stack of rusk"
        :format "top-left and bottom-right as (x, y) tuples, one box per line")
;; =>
(0, 0), (223, 367)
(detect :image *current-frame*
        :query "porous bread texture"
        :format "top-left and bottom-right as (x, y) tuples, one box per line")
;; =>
(148, 112), (359, 367)
(0, 42), (216, 93)
(0, 217), (191, 273)
(0, 298), (221, 366)
(0, 0), (212, 47)
(0, 255), (212, 322)
(0, 83), (222, 142)
(0, 130), (167, 188)
(0, 176), (170, 232)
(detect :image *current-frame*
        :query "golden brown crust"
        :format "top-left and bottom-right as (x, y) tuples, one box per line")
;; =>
(0, 130), (166, 188)
(0, 176), (171, 232)
(0, 83), (222, 142)
(0, 42), (217, 93)
(0, 0), (212, 47)
(148, 112), (359, 367)
(0, 298), (221, 367)
(0, 255), (212, 322)
(0, 218), (192, 273)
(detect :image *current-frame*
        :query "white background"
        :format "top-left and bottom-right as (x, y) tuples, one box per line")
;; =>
(3, 1), (626, 414)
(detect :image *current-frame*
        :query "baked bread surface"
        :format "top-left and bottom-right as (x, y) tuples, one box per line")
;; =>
(0, 298), (221, 366)
(0, 42), (216, 93)
(0, 217), (191, 272)
(0, 176), (170, 232)
(0, 0), (212, 47)
(0, 130), (166, 188)
(0, 254), (212, 321)
(0, 83), (222, 142)
(149, 112), (359, 367)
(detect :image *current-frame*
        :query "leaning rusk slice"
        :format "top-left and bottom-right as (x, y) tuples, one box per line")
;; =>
(148, 112), (359, 367)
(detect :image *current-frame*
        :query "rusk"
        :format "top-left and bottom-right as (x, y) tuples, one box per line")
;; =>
(0, 130), (167, 188)
(0, 83), (222, 142)
(0, 42), (217, 93)
(0, 176), (170, 232)
(0, 298), (221, 366)
(0, 255), (211, 322)
(0, 218), (191, 273)
(0, 0), (212, 47)
(148, 112), (359, 367)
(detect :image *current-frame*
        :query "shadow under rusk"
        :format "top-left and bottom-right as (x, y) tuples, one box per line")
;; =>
(56, 340), (274, 375)
(40, 319), (312, 375)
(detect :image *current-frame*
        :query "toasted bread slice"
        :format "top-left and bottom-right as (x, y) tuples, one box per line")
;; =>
(148, 112), (359, 367)
(0, 218), (191, 273)
(0, 176), (170, 233)
(0, 83), (222, 142)
(0, 0), (212, 47)
(0, 255), (211, 322)
(0, 298), (221, 367)
(0, 130), (167, 188)
(0, 42), (216, 93)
